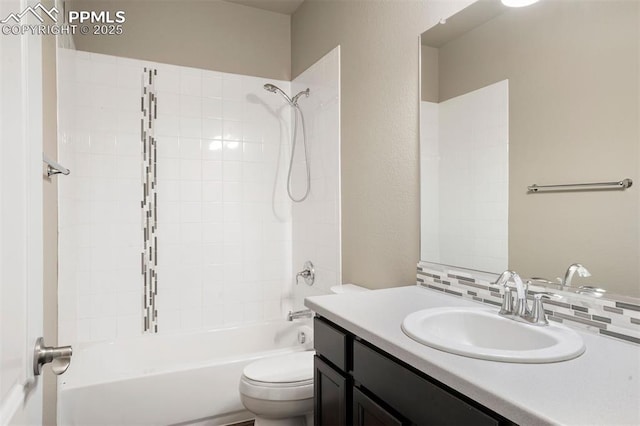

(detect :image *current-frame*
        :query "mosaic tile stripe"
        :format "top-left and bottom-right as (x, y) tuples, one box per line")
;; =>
(600, 329), (640, 345)
(142, 68), (158, 333)
(616, 301), (640, 312)
(604, 306), (624, 315)
(417, 261), (640, 346)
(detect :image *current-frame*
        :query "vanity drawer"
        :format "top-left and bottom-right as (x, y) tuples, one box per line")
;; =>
(352, 340), (502, 426)
(314, 317), (350, 371)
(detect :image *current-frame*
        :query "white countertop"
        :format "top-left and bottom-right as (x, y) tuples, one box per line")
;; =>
(305, 285), (640, 425)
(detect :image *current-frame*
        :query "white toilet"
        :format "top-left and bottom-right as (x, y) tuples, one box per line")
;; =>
(239, 285), (368, 425)
(239, 350), (315, 426)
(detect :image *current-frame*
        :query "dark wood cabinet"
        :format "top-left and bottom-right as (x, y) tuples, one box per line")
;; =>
(353, 387), (404, 426)
(313, 316), (515, 426)
(314, 355), (350, 426)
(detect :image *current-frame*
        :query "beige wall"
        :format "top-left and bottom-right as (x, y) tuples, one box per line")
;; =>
(428, 1), (639, 296)
(421, 45), (438, 103)
(42, 12), (58, 425)
(69, 0), (291, 80)
(292, 0), (473, 289)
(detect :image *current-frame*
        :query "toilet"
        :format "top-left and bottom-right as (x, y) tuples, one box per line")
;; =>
(239, 350), (315, 426)
(239, 284), (368, 425)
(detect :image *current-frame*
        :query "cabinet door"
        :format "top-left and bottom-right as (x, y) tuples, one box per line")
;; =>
(315, 355), (349, 426)
(353, 387), (404, 426)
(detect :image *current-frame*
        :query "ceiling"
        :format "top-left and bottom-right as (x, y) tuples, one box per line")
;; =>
(223, 0), (305, 15)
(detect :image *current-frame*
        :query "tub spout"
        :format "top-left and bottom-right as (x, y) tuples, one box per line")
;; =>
(287, 309), (313, 321)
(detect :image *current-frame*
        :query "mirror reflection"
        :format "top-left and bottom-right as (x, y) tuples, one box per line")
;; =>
(420, 0), (639, 297)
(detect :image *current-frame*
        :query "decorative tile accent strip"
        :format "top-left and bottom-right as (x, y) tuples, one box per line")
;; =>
(417, 261), (640, 346)
(604, 306), (624, 315)
(552, 312), (607, 330)
(141, 68), (158, 333)
(575, 312), (591, 320)
(616, 301), (640, 312)
(592, 315), (612, 324)
(546, 299), (571, 309)
(600, 329), (640, 345)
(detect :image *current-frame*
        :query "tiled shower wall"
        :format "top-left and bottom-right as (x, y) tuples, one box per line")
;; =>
(57, 49), (145, 344)
(57, 49), (297, 344)
(421, 80), (509, 273)
(292, 47), (341, 306)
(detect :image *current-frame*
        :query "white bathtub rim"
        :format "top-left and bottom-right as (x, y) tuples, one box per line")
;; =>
(61, 345), (313, 390)
(58, 320), (313, 389)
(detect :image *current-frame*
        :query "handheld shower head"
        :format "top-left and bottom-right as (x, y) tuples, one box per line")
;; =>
(263, 83), (310, 106)
(263, 83), (278, 93)
(262, 82), (312, 202)
(263, 83), (293, 105)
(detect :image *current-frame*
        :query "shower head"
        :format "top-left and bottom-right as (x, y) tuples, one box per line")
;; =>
(263, 83), (312, 202)
(263, 83), (293, 106)
(263, 83), (310, 106)
(263, 83), (279, 93)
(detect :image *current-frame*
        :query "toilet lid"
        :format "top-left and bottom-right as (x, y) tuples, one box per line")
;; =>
(243, 351), (314, 383)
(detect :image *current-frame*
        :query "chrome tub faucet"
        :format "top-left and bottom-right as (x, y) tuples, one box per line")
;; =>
(287, 309), (313, 321)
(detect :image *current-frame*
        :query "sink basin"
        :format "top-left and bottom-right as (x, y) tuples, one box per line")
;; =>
(402, 307), (585, 363)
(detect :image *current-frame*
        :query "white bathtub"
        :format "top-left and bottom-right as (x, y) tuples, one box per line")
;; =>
(59, 320), (313, 426)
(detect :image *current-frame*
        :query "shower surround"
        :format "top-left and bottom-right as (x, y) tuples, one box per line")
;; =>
(58, 48), (295, 343)
(56, 47), (340, 425)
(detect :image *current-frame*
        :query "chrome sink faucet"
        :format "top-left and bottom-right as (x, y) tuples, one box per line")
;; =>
(495, 270), (550, 326)
(562, 263), (591, 290)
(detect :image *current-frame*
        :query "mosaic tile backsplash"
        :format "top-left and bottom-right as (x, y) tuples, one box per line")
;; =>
(417, 261), (640, 345)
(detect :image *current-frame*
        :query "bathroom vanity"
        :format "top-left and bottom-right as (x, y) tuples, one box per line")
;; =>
(306, 286), (640, 425)
(314, 316), (512, 425)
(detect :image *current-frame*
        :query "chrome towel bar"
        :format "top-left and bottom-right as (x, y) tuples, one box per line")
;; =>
(43, 153), (70, 177)
(528, 178), (632, 193)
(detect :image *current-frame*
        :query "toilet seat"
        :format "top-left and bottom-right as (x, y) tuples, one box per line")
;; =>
(240, 376), (313, 401)
(239, 351), (315, 401)
(243, 351), (314, 383)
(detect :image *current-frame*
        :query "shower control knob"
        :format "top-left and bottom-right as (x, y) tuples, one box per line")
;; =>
(33, 337), (73, 376)
(296, 261), (315, 286)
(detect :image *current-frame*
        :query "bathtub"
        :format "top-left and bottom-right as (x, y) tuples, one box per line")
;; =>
(58, 320), (313, 426)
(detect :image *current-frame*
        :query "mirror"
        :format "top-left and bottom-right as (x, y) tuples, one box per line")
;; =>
(420, 0), (640, 297)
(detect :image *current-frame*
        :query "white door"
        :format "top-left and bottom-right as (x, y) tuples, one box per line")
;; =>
(0, 0), (44, 424)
